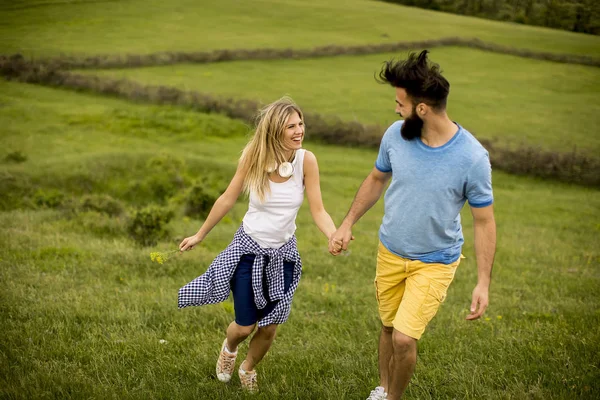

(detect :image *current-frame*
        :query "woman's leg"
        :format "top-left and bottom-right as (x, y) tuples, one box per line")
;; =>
(228, 254), (259, 351)
(241, 260), (293, 370)
(242, 324), (278, 371)
(226, 321), (255, 352)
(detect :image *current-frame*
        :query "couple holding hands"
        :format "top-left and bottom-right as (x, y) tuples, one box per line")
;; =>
(177, 50), (496, 400)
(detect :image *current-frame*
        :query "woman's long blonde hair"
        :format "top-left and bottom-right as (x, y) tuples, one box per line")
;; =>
(240, 96), (303, 202)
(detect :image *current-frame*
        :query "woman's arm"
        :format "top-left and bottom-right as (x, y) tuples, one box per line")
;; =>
(179, 160), (248, 251)
(303, 150), (337, 239)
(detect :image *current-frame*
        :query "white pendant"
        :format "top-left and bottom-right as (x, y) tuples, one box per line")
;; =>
(278, 162), (294, 178)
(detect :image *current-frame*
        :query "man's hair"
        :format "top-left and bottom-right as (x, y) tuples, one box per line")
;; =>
(376, 50), (450, 110)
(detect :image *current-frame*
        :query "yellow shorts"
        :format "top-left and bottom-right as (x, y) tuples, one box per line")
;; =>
(374, 242), (461, 340)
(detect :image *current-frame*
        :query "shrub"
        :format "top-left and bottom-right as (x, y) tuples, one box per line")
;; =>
(80, 194), (125, 217)
(184, 182), (220, 219)
(145, 154), (188, 202)
(127, 205), (174, 246)
(79, 211), (127, 238)
(33, 189), (64, 208)
(4, 151), (27, 163)
(0, 171), (35, 210)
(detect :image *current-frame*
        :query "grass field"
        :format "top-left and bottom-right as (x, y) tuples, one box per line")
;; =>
(83, 46), (600, 153)
(2, 0), (600, 398)
(1, 0), (600, 57)
(1, 80), (599, 399)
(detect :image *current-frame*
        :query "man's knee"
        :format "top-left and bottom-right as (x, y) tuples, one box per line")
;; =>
(392, 329), (416, 353)
(382, 324), (394, 334)
(258, 324), (277, 340)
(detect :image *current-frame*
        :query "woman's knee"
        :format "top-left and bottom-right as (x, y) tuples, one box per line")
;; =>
(258, 324), (278, 340)
(234, 322), (256, 338)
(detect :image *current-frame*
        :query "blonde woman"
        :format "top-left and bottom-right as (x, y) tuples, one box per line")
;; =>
(177, 97), (337, 392)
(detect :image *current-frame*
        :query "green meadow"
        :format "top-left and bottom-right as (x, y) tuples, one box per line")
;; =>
(1, 80), (599, 399)
(1, 0), (600, 57)
(1, 0), (600, 399)
(84, 47), (600, 153)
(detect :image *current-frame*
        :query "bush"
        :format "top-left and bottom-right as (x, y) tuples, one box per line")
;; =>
(4, 151), (27, 163)
(144, 154), (188, 203)
(127, 205), (174, 246)
(0, 171), (35, 210)
(78, 211), (127, 238)
(33, 189), (64, 208)
(184, 182), (219, 219)
(80, 194), (125, 217)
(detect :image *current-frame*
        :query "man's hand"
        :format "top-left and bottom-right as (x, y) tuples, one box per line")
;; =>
(328, 224), (353, 256)
(328, 237), (342, 255)
(466, 283), (489, 320)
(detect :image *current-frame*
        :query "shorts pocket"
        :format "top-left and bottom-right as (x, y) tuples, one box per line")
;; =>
(418, 280), (449, 324)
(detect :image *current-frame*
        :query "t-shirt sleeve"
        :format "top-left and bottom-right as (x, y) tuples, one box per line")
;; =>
(466, 152), (494, 208)
(375, 127), (392, 173)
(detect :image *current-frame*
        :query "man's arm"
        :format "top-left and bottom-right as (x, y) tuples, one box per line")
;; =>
(329, 167), (391, 255)
(466, 204), (496, 320)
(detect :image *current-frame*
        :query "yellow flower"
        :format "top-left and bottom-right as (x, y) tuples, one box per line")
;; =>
(497, 315), (503, 320)
(150, 250), (178, 264)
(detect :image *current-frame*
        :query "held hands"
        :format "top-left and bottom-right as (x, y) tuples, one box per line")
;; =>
(179, 234), (202, 253)
(328, 224), (354, 256)
(466, 283), (489, 320)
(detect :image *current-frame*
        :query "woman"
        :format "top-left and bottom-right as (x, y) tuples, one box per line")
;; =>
(177, 97), (337, 392)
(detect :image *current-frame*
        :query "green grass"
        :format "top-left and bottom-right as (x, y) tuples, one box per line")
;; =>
(1, 0), (600, 57)
(83, 46), (600, 154)
(1, 80), (599, 399)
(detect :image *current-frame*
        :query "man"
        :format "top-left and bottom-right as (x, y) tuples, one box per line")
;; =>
(329, 50), (496, 400)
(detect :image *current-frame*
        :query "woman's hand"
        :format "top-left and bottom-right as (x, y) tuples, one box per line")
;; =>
(179, 234), (202, 252)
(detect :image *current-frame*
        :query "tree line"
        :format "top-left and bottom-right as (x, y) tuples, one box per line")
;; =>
(380, 0), (599, 35)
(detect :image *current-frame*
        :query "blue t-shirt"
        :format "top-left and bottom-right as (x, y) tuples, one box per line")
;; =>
(375, 120), (493, 264)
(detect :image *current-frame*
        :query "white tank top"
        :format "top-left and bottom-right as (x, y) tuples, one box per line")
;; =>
(242, 149), (306, 249)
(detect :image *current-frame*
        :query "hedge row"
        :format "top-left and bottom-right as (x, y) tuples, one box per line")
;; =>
(2, 54), (598, 187)
(32, 37), (600, 70)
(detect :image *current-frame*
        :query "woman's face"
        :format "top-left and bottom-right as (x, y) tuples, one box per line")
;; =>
(282, 111), (304, 151)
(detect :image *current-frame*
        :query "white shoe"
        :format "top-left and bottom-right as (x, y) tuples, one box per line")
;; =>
(367, 386), (388, 400)
(216, 339), (237, 382)
(238, 361), (258, 392)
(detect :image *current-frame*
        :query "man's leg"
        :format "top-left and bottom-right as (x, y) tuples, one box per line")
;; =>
(387, 258), (460, 399)
(378, 325), (394, 392)
(387, 329), (417, 400)
(374, 242), (408, 396)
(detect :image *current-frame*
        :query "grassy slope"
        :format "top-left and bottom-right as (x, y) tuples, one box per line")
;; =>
(1, 0), (600, 57)
(1, 81), (599, 399)
(84, 46), (600, 153)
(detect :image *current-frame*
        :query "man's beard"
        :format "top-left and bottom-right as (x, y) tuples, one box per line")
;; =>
(400, 108), (423, 141)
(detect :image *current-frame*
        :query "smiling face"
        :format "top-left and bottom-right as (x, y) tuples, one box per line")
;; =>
(281, 111), (304, 151)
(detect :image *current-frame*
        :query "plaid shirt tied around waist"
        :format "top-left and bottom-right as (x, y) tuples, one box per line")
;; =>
(178, 225), (302, 326)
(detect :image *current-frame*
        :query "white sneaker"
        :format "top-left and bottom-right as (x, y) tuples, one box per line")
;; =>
(238, 361), (258, 392)
(367, 386), (388, 400)
(216, 339), (237, 382)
